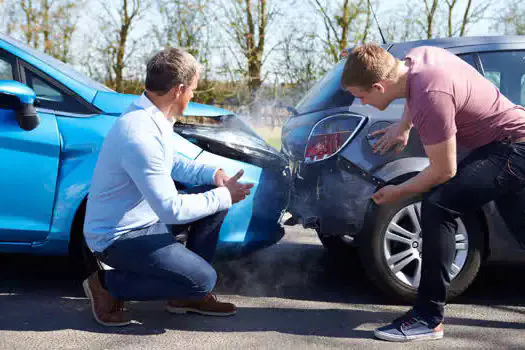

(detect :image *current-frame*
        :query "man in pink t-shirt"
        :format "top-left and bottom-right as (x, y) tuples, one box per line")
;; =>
(341, 44), (525, 342)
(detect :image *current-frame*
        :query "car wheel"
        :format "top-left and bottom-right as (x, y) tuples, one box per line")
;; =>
(358, 195), (484, 303)
(317, 231), (356, 256)
(68, 201), (99, 279)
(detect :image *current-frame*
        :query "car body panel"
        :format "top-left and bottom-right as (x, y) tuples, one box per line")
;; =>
(283, 35), (525, 263)
(0, 34), (289, 257)
(0, 109), (60, 242)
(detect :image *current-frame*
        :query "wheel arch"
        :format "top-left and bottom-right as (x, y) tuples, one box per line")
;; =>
(363, 166), (490, 261)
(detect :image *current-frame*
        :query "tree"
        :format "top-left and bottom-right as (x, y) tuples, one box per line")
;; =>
(445, 0), (490, 37)
(311, 0), (372, 63)
(385, 0), (491, 41)
(421, 0), (439, 39)
(154, 0), (206, 57)
(98, 0), (147, 92)
(495, 0), (525, 35)
(221, 0), (277, 99)
(4, 0), (82, 63)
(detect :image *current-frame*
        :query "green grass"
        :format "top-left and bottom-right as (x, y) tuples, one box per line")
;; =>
(255, 127), (282, 150)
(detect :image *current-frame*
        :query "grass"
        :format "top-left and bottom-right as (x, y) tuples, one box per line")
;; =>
(255, 126), (282, 150)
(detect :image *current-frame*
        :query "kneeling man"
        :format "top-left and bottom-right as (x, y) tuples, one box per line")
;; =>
(83, 47), (253, 326)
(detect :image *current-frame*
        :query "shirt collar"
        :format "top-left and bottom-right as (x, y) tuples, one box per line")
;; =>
(134, 92), (176, 131)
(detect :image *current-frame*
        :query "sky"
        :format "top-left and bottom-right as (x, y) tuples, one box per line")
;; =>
(2, 0), (508, 81)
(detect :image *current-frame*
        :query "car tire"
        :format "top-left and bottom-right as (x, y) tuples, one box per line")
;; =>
(358, 195), (484, 303)
(68, 201), (99, 279)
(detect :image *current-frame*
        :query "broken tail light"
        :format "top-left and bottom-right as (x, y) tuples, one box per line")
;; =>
(304, 114), (366, 163)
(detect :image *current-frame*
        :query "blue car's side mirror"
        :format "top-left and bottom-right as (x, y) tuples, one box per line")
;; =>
(0, 80), (40, 131)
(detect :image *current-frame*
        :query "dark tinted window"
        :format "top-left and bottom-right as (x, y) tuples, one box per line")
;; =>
(24, 67), (93, 114)
(458, 54), (476, 69)
(295, 59), (354, 114)
(479, 50), (525, 105)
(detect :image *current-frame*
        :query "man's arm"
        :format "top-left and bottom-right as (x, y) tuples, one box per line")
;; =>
(171, 153), (219, 185)
(122, 132), (232, 225)
(371, 136), (457, 204)
(371, 91), (457, 204)
(399, 136), (457, 195)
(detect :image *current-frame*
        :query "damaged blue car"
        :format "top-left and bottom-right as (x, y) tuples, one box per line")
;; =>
(0, 33), (290, 272)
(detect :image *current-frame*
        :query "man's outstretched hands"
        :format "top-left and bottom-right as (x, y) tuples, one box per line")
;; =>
(215, 169), (254, 204)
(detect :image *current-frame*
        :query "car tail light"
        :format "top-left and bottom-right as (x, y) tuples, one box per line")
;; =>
(304, 114), (366, 163)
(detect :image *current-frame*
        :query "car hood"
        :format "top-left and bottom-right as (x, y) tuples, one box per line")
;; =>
(92, 91), (233, 117)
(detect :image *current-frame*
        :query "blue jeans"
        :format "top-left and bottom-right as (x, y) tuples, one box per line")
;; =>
(414, 140), (525, 326)
(96, 186), (228, 301)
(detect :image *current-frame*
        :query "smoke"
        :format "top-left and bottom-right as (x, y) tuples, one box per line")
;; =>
(216, 82), (314, 131)
(214, 234), (327, 299)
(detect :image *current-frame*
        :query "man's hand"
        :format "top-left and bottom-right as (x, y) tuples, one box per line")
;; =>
(213, 169), (230, 187)
(370, 122), (411, 155)
(371, 185), (406, 205)
(224, 169), (254, 204)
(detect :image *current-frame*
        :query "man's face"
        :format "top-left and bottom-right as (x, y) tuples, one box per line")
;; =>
(346, 83), (394, 111)
(176, 71), (199, 115)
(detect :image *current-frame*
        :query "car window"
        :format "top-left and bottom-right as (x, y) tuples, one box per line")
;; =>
(479, 51), (525, 105)
(1, 34), (113, 92)
(485, 72), (501, 89)
(295, 59), (355, 115)
(23, 67), (94, 114)
(458, 54), (476, 69)
(0, 57), (13, 80)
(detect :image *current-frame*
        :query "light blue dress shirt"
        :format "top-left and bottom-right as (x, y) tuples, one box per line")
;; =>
(84, 93), (232, 252)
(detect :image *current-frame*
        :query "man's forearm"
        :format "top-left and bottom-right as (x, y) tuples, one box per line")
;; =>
(398, 166), (453, 197)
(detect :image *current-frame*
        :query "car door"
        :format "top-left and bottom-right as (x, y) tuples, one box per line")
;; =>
(0, 50), (61, 243)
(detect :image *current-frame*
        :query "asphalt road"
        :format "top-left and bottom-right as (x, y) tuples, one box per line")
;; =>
(0, 226), (524, 349)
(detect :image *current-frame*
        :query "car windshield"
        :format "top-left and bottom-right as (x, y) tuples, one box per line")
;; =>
(295, 59), (355, 115)
(1, 34), (113, 92)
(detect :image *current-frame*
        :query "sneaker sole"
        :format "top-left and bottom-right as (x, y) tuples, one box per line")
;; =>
(82, 279), (131, 327)
(374, 329), (444, 342)
(166, 305), (236, 317)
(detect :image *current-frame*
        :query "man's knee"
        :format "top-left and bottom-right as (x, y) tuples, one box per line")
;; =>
(191, 262), (217, 293)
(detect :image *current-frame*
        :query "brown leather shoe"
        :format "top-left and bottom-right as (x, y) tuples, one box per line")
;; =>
(166, 293), (236, 316)
(82, 272), (131, 327)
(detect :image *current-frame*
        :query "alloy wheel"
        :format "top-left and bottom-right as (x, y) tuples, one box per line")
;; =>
(383, 202), (469, 288)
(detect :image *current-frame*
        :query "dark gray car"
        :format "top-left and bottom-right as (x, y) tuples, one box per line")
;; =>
(281, 36), (525, 302)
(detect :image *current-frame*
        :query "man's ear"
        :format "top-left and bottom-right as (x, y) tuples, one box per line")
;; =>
(371, 82), (385, 94)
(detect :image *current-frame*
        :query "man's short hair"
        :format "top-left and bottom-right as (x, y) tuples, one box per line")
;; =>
(145, 47), (199, 95)
(341, 44), (397, 90)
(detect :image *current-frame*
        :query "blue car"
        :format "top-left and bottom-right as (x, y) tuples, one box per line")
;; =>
(0, 34), (290, 269)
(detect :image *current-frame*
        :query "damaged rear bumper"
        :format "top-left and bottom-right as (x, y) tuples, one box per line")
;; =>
(288, 156), (377, 237)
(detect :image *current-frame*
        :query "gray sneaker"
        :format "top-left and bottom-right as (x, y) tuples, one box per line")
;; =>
(374, 310), (444, 342)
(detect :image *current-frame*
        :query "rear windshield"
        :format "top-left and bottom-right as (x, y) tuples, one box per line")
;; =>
(295, 59), (354, 114)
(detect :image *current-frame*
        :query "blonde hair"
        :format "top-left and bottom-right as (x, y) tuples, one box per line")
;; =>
(341, 44), (398, 90)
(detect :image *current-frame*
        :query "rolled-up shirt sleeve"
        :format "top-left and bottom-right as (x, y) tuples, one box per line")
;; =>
(171, 153), (217, 185)
(121, 131), (232, 225)
(411, 91), (457, 146)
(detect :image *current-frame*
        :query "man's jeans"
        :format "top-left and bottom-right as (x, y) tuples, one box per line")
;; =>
(95, 186), (227, 301)
(415, 140), (525, 326)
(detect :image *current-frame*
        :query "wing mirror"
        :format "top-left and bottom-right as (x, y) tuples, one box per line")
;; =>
(0, 80), (40, 131)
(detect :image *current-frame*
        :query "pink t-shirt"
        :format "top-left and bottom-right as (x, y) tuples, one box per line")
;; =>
(405, 46), (525, 149)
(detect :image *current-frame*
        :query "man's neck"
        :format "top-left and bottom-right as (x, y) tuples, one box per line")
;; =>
(392, 60), (410, 99)
(144, 90), (179, 123)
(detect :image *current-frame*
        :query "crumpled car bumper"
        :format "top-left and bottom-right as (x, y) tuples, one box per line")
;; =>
(288, 157), (377, 236)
